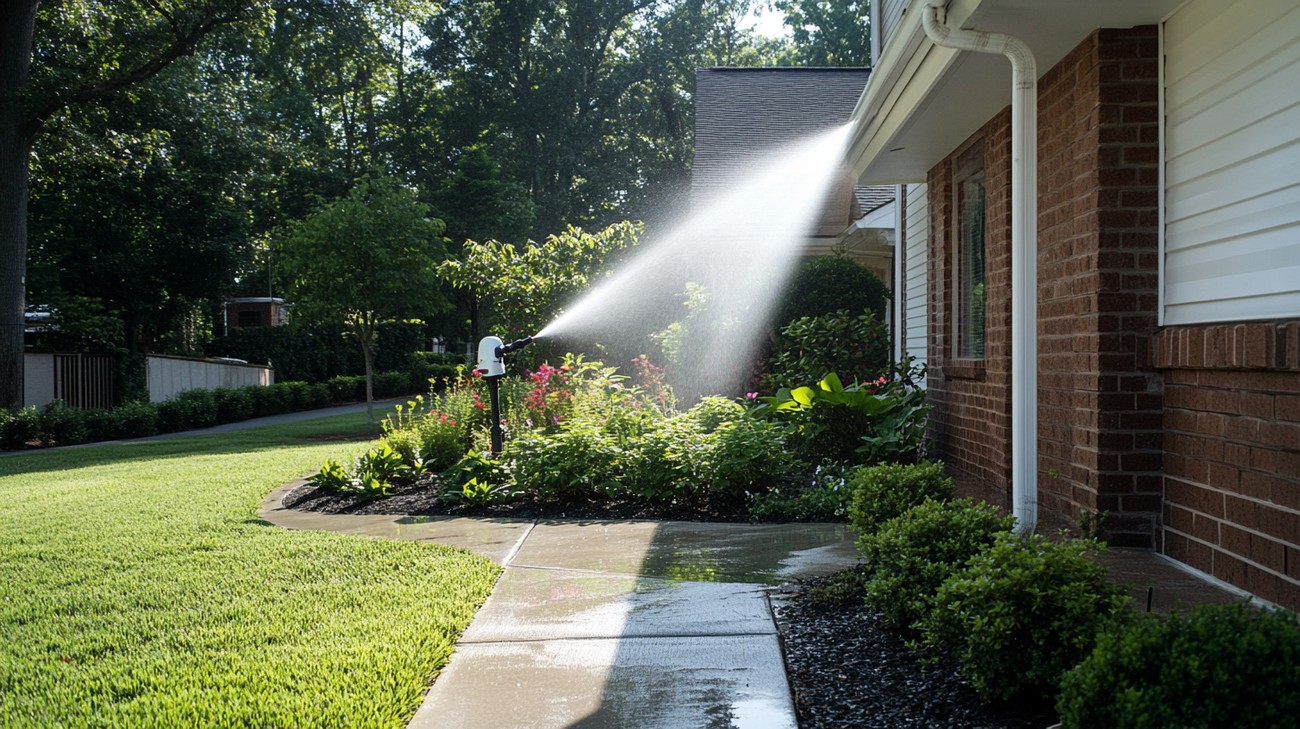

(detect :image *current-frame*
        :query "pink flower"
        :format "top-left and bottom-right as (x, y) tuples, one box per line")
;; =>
(746, 392), (758, 400)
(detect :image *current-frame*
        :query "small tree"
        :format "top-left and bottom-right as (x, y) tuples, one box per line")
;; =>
(437, 221), (640, 344)
(279, 177), (448, 420)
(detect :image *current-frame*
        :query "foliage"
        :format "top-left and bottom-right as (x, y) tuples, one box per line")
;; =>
(0, 407), (41, 449)
(0, 412), (498, 726)
(921, 535), (1132, 704)
(753, 369), (930, 465)
(746, 463), (854, 522)
(382, 397), (467, 474)
(308, 444), (409, 500)
(1057, 603), (1300, 729)
(807, 566), (870, 608)
(846, 461), (954, 536)
(764, 309), (892, 392)
(437, 222), (640, 347)
(774, 0), (873, 66)
(443, 451), (512, 494)
(508, 420), (624, 502)
(772, 256), (890, 330)
(37, 399), (88, 446)
(859, 498), (1015, 633)
(278, 176), (450, 417)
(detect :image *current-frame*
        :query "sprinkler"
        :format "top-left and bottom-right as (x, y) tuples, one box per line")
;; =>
(475, 335), (535, 455)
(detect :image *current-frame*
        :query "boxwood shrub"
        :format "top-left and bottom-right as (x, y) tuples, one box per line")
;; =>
(921, 534), (1131, 705)
(847, 460), (953, 536)
(1057, 603), (1300, 728)
(858, 498), (1014, 632)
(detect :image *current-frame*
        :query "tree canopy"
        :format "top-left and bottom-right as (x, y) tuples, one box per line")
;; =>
(2, 0), (873, 408)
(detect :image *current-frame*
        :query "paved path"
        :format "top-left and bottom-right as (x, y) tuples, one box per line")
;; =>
(259, 481), (860, 728)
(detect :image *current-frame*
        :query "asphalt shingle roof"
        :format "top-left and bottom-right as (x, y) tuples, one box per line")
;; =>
(692, 67), (893, 222)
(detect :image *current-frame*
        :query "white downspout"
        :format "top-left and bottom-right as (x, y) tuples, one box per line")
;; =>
(922, 3), (1038, 535)
(893, 185), (905, 364)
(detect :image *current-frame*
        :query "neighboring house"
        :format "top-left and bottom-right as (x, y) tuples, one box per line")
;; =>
(852, 0), (1300, 609)
(222, 297), (288, 337)
(693, 68), (897, 284)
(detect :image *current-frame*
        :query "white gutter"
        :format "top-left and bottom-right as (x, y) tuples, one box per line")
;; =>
(922, 2), (1038, 535)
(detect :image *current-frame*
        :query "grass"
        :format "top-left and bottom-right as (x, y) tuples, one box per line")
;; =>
(0, 414), (501, 727)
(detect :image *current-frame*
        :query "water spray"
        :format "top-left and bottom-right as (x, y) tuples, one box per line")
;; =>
(475, 335), (536, 455)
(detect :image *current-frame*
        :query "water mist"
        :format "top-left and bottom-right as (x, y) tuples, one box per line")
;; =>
(537, 123), (853, 399)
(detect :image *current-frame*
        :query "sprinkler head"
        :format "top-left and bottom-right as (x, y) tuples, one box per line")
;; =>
(496, 335), (535, 357)
(476, 334), (536, 378)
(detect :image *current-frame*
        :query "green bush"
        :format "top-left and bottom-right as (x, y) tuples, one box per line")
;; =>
(38, 399), (88, 446)
(418, 414), (468, 472)
(305, 381), (331, 409)
(508, 419), (622, 502)
(1058, 603), (1300, 729)
(248, 383), (290, 417)
(765, 309), (891, 392)
(327, 375), (366, 402)
(109, 401), (159, 439)
(921, 534), (1131, 704)
(685, 397), (745, 432)
(773, 256), (890, 329)
(214, 388), (254, 423)
(2, 406), (41, 449)
(279, 381), (310, 411)
(156, 389), (218, 432)
(373, 370), (412, 397)
(622, 412), (704, 503)
(847, 461), (953, 535)
(745, 465), (854, 522)
(701, 418), (801, 507)
(859, 498), (1014, 632)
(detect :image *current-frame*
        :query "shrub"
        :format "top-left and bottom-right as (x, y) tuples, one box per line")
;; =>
(920, 534), (1131, 704)
(701, 418), (801, 507)
(112, 401), (159, 438)
(248, 384), (290, 418)
(745, 466), (853, 522)
(773, 255), (890, 329)
(685, 397), (744, 432)
(1058, 603), (1300, 729)
(38, 399), (88, 446)
(418, 413), (467, 472)
(752, 368), (930, 466)
(859, 498), (1014, 632)
(1, 407), (41, 449)
(373, 370), (410, 397)
(305, 381), (331, 409)
(213, 388), (254, 423)
(765, 309), (891, 391)
(279, 381), (310, 411)
(156, 389), (218, 432)
(327, 375), (366, 402)
(847, 460), (952, 535)
(622, 412), (705, 503)
(508, 419), (622, 502)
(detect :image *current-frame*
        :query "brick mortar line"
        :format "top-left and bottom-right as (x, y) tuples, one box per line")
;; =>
(1163, 526), (1300, 586)
(1163, 476), (1300, 519)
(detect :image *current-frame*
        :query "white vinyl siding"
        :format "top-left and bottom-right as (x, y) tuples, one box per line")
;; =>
(904, 183), (928, 385)
(1162, 0), (1300, 325)
(879, 0), (909, 59)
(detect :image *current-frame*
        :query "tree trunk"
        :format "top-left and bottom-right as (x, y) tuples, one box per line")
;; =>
(0, 2), (38, 410)
(359, 319), (376, 423)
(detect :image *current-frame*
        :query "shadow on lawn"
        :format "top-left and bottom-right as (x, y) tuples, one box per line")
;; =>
(0, 416), (383, 478)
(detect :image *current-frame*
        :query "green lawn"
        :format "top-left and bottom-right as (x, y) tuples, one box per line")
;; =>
(0, 414), (501, 727)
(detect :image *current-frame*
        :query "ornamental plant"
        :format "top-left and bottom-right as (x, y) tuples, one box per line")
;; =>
(1057, 603), (1300, 729)
(846, 460), (953, 535)
(921, 534), (1131, 705)
(859, 498), (1014, 633)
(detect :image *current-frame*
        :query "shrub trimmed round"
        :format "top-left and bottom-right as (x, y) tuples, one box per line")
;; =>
(1057, 602), (1300, 728)
(847, 460), (953, 536)
(920, 534), (1131, 705)
(859, 498), (1014, 632)
(773, 255), (890, 327)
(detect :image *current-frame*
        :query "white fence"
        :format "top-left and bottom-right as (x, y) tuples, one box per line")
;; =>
(146, 355), (273, 403)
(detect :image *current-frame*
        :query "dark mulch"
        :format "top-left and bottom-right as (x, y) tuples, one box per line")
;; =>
(282, 478), (758, 522)
(772, 568), (1058, 729)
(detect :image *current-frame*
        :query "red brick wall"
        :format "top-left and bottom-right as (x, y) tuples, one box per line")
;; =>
(1035, 27), (1163, 545)
(1158, 323), (1300, 609)
(926, 29), (1162, 542)
(926, 111), (1014, 490)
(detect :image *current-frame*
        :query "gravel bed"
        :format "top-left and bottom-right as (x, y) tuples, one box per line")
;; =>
(771, 569), (1057, 729)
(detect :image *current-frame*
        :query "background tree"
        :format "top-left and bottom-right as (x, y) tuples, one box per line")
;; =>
(437, 221), (641, 352)
(1, 0), (266, 409)
(775, 0), (873, 66)
(278, 177), (449, 420)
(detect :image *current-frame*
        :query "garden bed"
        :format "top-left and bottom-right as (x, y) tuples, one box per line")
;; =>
(283, 478), (769, 522)
(773, 568), (1055, 729)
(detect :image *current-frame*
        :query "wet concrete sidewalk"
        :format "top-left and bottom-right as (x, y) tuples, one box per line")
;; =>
(260, 481), (859, 728)
(259, 481), (1243, 728)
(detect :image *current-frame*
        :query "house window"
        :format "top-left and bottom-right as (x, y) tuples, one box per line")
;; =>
(954, 143), (986, 359)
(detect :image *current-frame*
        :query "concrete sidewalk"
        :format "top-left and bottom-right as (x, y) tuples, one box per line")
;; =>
(259, 480), (1242, 729)
(260, 481), (858, 728)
